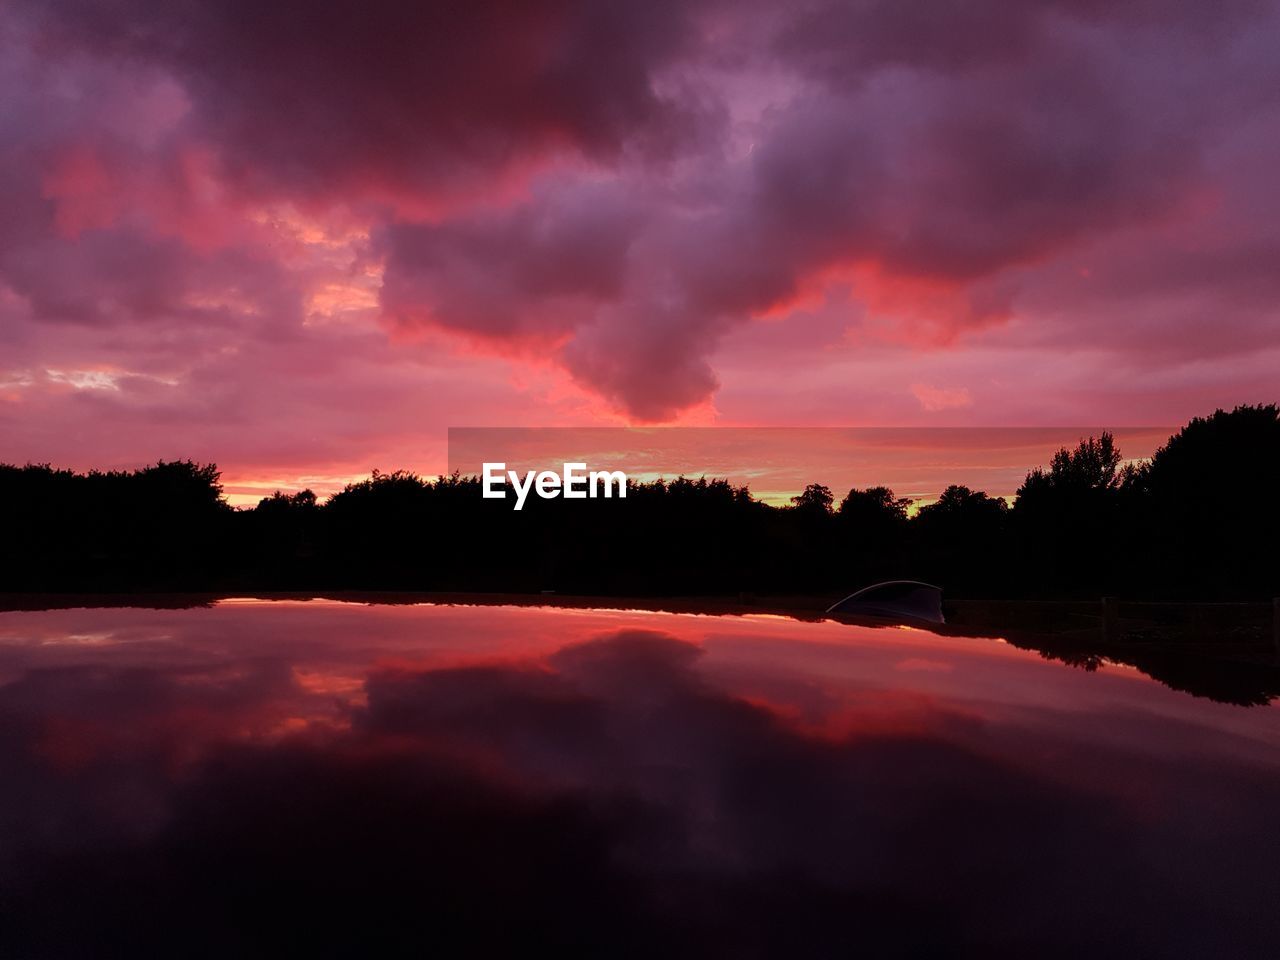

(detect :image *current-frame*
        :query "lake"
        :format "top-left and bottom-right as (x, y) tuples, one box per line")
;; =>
(1, 599), (1277, 957)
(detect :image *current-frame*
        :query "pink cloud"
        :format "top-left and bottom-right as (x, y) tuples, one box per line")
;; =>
(1, 0), (1277, 479)
(911, 384), (973, 413)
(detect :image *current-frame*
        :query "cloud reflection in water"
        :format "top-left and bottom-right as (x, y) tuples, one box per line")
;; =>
(0, 602), (1277, 957)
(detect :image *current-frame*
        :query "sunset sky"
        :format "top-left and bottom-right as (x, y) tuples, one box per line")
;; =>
(3, 1), (1278, 504)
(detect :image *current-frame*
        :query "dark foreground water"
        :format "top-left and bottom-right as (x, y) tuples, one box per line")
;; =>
(1, 600), (1277, 958)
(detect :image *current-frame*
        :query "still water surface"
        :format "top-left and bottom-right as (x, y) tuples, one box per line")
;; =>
(1, 600), (1277, 957)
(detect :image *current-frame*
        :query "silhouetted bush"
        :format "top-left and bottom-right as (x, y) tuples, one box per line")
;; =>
(0, 460), (229, 590)
(1010, 434), (1124, 595)
(914, 486), (1009, 590)
(2, 406), (1277, 599)
(1123, 404), (1280, 596)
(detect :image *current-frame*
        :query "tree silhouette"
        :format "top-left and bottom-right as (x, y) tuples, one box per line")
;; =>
(1, 407), (1277, 599)
(1010, 434), (1127, 594)
(914, 485), (1010, 591)
(838, 486), (911, 523)
(1017, 433), (1122, 498)
(1125, 405), (1280, 595)
(792, 483), (835, 514)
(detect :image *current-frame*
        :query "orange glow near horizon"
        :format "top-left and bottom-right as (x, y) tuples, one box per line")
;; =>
(219, 423), (1170, 508)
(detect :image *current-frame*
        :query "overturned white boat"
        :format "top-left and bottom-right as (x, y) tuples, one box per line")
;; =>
(827, 580), (945, 624)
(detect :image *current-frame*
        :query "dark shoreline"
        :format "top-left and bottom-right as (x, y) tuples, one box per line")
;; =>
(6, 407), (1280, 607)
(2, 590), (1275, 642)
(4, 590), (1278, 704)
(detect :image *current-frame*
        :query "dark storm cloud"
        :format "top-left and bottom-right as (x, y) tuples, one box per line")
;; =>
(3, 0), (1279, 426)
(15, 0), (720, 201)
(366, 0), (1280, 416)
(773, 0), (1273, 81)
(377, 181), (645, 339)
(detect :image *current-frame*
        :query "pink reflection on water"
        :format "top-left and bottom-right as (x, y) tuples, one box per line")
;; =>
(0, 599), (1273, 773)
(1, 600), (1278, 956)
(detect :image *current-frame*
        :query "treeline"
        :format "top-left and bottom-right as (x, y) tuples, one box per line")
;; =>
(2, 405), (1278, 599)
